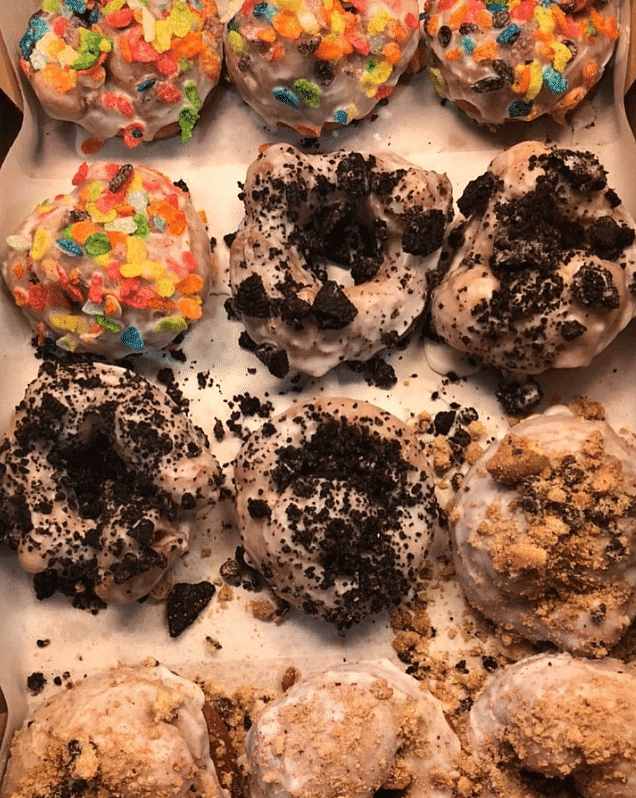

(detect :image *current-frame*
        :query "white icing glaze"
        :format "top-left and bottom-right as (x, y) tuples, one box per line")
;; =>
(19, 0), (223, 145)
(451, 408), (636, 655)
(223, 0), (420, 136)
(469, 652), (636, 798)
(1, 662), (228, 798)
(431, 140), (636, 377)
(0, 359), (222, 604)
(1, 161), (213, 358)
(230, 143), (452, 377)
(422, 0), (619, 127)
(243, 660), (462, 798)
(234, 396), (440, 628)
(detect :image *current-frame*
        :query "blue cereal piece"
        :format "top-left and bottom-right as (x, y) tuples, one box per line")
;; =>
(120, 326), (145, 351)
(543, 66), (568, 94)
(273, 87), (299, 109)
(508, 98), (534, 118)
(497, 24), (521, 45)
(56, 238), (83, 256)
(137, 78), (156, 92)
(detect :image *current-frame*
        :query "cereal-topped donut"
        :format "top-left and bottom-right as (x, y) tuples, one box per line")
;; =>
(1, 661), (230, 798)
(0, 358), (223, 606)
(2, 161), (214, 358)
(430, 141), (636, 378)
(469, 653), (636, 798)
(234, 397), (441, 629)
(450, 406), (636, 657)
(223, 0), (420, 136)
(421, 0), (619, 127)
(228, 143), (453, 378)
(19, 0), (223, 147)
(242, 660), (463, 798)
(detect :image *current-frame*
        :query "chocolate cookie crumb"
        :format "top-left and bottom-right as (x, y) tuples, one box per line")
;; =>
(167, 581), (216, 637)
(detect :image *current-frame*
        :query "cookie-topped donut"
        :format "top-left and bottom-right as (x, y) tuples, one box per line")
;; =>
(0, 358), (222, 606)
(234, 397), (441, 629)
(223, 0), (420, 136)
(421, 0), (619, 127)
(469, 653), (636, 798)
(1, 661), (230, 798)
(430, 141), (636, 377)
(2, 161), (213, 358)
(228, 143), (453, 378)
(450, 406), (636, 656)
(19, 0), (223, 147)
(243, 660), (462, 798)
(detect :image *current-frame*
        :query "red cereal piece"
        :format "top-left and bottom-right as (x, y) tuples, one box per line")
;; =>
(72, 162), (90, 186)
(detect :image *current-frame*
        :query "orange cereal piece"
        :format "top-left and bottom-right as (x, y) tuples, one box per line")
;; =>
(71, 221), (100, 245)
(382, 42), (402, 64)
(473, 41), (496, 61)
(178, 296), (203, 320)
(272, 11), (303, 38)
(315, 38), (343, 59)
(426, 14), (440, 37)
(42, 63), (77, 93)
(176, 274), (205, 294)
(582, 61), (599, 86)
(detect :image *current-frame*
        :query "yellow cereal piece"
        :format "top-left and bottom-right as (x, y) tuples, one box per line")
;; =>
(155, 278), (176, 298)
(120, 262), (144, 278)
(50, 314), (89, 334)
(524, 60), (543, 101)
(87, 204), (117, 224)
(368, 11), (390, 35)
(551, 42), (571, 73)
(31, 229), (50, 261)
(93, 253), (111, 268)
(102, 0), (126, 13)
(88, 182), (102, 201)
(154, 19), (173, 52)
(534, 5), (554, 34)
(331, 11), (346, 34)
(278, 0), (302, 10)
(126, 237), (147, 263)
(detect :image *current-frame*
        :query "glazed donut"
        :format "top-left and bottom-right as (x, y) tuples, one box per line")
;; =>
(229, 143), (453, 377)
(421, 0), (619, 127)
(242, 660), (462, 798)
(19, 0), (223, 147)
(0, 358), (222, 605)
(233, 396), (441, 629)
(430, 141), (636, 378)
(223, 0), (420, 137)
(469, 652), (636, 798)
(1, 661), (229, 798)
(2, 161), (213, 358)
(450, 406), (636, 656)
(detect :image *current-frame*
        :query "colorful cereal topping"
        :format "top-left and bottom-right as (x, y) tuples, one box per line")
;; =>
(422, 0), (618, 124)
(19, 0), (223, 146)
(4, 163), (210, 355)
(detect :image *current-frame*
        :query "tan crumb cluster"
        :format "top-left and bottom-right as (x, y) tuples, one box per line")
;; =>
(477, 430), (636, 632)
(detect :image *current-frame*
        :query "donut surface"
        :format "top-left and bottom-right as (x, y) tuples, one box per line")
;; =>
(234, 396), (441, 628)
(1, 661), (228, 798)
(469, 652), (636, 798)
(450, 407), (636, 656)
(430, 141), (636, 377)
(243, 660), (462, 798)
(2, 161), (213, 358)
(229, 144), (453, 377)
(19, 0), (223, 146)
(223, 0), (420, 136)
(0, 358), (222, 605)
(421, 0), (619, 127)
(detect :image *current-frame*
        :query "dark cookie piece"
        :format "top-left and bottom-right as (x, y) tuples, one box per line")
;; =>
(167, 581), (216, 637)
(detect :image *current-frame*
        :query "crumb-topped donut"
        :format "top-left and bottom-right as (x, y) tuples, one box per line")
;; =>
(0, 359), (222, 606)
(469, 652), (636, 798)
(234, 397), (441, 629)
(223, 0), (420, 136)
(228, 144), (453, 378)
(1, 661), (230, 798)
(2, 161), (213, 358)
(421, 0), (619, 127)
(19, 0), (223, 147)
(430, 141), (636, 377)
(450, 406), (636, 656)
(242, 660), (462, 798)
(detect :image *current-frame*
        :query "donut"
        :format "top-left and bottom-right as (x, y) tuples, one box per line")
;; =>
(228, 143), (453, 378)
(223, 0), (420, 136)
(0, 358), (222, 605)
(469, 652), (636, 798)
(242, 660), (463, 798)
(421, 0), (619, 127)
(0, 661), (230, 798)
(450, 406), (636, 656)
(18, 0), (223, 147)
(2, 161), (214, 358)
(233, 396), (441, 629)
(430, 141), (636, 378)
